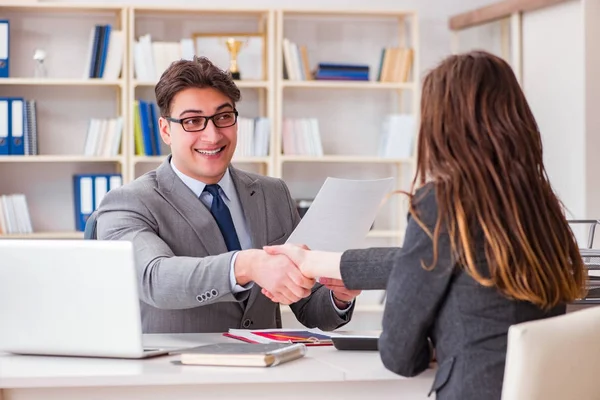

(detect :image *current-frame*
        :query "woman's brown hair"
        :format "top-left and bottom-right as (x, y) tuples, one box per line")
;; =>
(412, 50), (586, 309)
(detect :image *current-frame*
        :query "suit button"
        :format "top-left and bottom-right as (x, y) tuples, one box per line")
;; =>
(211, 289), (218, 296)
(242, 319), (252, 328)
(196, 295), (203, 303)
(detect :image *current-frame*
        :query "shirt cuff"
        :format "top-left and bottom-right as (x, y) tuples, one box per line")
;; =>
(230, 251), (254, 294)
(330, 290), (353, 315)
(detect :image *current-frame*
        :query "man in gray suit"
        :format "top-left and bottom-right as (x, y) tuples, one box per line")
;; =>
(96, 56), (359, 333)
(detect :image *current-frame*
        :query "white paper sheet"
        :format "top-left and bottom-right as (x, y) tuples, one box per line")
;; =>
(286, 177), (394, 252)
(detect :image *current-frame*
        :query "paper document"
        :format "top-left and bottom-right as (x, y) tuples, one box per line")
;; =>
(286, 177), (394, 251)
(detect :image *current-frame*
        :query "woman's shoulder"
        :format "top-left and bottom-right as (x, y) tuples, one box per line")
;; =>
(410, 182), (439, 227)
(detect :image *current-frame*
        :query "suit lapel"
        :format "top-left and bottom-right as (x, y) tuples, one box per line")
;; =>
(154, 156), (228, 255)
(230, 167), (270, 313)
(230, 167), (268, 249)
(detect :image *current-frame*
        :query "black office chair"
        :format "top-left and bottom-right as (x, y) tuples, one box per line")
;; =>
(83, 210), (98, 240)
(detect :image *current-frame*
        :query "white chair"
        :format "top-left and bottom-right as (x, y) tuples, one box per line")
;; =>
(502, 306), (600, 400)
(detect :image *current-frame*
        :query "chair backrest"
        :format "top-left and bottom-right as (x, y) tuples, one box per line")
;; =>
(502, 306), (600, 400)
(83, 210), (98, 240)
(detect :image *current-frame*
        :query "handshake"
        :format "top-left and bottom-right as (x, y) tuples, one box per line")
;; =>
(234, 244), (361, 308)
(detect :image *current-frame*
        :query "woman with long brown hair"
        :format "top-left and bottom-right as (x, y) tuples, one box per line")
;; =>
(264, 50), (587, 399)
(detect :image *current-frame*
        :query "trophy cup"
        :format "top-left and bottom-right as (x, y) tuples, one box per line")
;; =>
(224, 37), (247, 80)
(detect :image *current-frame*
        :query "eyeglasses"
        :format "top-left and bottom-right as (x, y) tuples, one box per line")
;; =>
(166, 110), (239, 132)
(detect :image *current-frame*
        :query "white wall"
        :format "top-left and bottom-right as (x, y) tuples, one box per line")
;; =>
(522, 1), (586, 220)
(583, 0), (600, 224)
(520, 0), (600, 247)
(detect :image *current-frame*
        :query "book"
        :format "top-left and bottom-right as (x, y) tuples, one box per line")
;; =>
(177, 342), (306, 367)
(224, 328), (334, 346)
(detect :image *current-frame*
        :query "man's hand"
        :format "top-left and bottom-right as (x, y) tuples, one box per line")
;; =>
(319, 277), (361, 306)
(235, 249), (315, 305)
(260, 244), (360, 307)
(264, 243), (341, 279)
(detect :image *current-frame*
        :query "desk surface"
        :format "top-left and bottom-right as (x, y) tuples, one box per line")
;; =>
(0, 333), (435, 400)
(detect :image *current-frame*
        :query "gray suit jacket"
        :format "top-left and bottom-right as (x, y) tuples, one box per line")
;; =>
(96, 157), (352, 333)
(339, 183), (564, 400)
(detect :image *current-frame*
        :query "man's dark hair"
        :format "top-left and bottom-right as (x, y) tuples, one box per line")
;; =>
(155, 56), (241, 117)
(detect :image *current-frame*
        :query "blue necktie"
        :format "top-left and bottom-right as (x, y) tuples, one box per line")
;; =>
(203, 184), (242, 251)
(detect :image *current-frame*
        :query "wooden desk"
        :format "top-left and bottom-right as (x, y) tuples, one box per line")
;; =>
(0, 333), (435, 400)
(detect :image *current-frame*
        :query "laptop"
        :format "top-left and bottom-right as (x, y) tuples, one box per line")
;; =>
(0, 239), (170, 359)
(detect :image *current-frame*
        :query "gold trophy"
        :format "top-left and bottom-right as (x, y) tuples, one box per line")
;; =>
(224, 37), (247, 80)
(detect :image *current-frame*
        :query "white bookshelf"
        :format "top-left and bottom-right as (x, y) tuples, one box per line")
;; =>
(0, 78), (124, 87)
(0, 2), (127, 239)
(0, 3), (419, 252)
(281, 81), (416, 90)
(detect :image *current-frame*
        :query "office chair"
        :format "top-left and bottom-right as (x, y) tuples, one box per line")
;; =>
(568, 220), (600, 305)
(501, 306), (600, 400)
(83, 211), (98, 240)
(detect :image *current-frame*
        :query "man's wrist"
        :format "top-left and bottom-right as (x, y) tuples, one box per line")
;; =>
(331, 291), (353, 310)
(234, 249), (257, 286)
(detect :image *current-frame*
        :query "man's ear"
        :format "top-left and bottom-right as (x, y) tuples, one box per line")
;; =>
(158, 117), (171, 145)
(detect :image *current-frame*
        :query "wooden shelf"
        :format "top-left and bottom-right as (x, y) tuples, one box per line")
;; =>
(281, 80), (415, 90)
(134, 80), (269, 89)
(0, 78), (124, 87)
(133, 156), (271, 164)
(282, 9), (415, 18)
(131, 6), (269, 16)
(0, 231), (84, 239)
(0, 156), (124, 163)
(0, 2), (124, 13)
(280, 155), (413, 164)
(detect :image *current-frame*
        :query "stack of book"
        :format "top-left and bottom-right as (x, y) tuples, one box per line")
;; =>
(282, 38), (311, 81)
(83, 24), (124, 80)
(0, 194), (33, 235)
(133, 34), (195, 82)
(376, 47), (413, 83)
(133, 100), (164, 156)
(377, 114), (415, 158)
(281, 117), (323, 156)
(314, 63), (369, 81)
(83, 117), (123, 157)
(234, 117), (271, 158)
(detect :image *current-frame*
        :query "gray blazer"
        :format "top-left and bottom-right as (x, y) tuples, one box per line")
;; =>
(340, 183), (564, 400)
(96, 157), (352, 334)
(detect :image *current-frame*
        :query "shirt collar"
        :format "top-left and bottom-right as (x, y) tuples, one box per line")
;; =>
(170, 159), (234, 201)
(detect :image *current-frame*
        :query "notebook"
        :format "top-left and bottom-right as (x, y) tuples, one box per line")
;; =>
(176, 342), (307, 367)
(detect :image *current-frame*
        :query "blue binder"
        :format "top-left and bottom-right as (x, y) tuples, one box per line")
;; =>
(73, 173), (123, 231)
(138, 100), (155, 155)
(73, 175), (95, 232)
(0, 20), (8, 78)
(149, 102), (161, 156)
(0, 97), (8, 155)
(9, 97), (24, 155)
